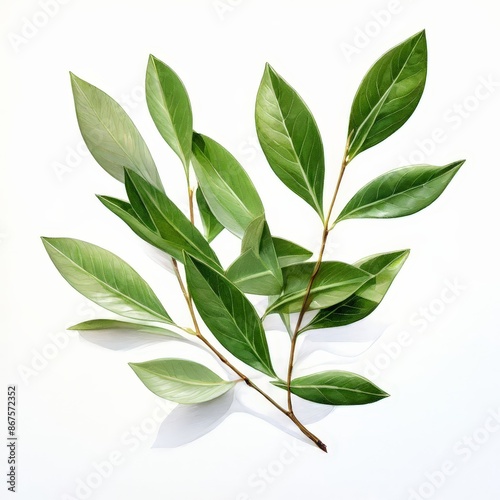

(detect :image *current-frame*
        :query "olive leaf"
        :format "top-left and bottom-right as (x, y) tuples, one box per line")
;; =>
(301, 249), (409, 332)
(70, 73), (163, 190)
(347, 30), (427, 160)
(42, 237), (172, 324)
(129, 358), (235, 404)
(191, 133), (264, 237)
(336, 161), (464, 222)
(68, 319), (183, 339)
(272, 237), (313, 268)
(185, 254), (276, 378)
(256, 64), (325, 218)
(122, 169), (222, 270)
(146, 55), (193, 174)
(196, 188), (224, 242)
(266, 262), (372, 315)
(273, 371), (389, 405)
(226, 216), (283, 295)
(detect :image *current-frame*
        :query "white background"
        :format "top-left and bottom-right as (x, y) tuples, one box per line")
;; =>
(2, 1), (500, 499)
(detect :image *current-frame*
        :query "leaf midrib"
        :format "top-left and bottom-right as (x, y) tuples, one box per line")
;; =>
(48, 241), (168, 323)
(341, 166), (454, 219)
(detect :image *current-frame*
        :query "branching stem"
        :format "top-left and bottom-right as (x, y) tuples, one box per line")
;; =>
(285, 140), (351, 413)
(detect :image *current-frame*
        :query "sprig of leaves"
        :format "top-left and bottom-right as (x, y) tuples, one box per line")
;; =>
(43, 30), (464, 452)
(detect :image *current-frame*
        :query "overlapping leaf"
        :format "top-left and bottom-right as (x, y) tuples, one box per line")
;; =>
(336, 161), (464, 222)
(100, 170), (221, 270)
(226, 216), (283, 295)
(70, 73), (163, 190)
(185, 254), (276, 377)
(273, 371), (389, 405)
(191, 133), (264, 237)
(302, 249), (409, 332)
(146, 55), (193, 173)
(272, 237), (312, 268)
(347, 30), (427, 159)
(256, 64), (325, 218)
(42, 237), (171, 323)
(129, 358), (235, 404)
(196, 188), (224, 242)
(68, 319), (183, 339)
(266, 262), (371, 315)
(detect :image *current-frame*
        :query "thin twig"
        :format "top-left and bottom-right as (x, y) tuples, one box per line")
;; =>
(285, 139), (351, 413)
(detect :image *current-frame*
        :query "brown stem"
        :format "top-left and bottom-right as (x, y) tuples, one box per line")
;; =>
(170, 257), (327, 452)
(285, 142), (350, 413)
(188, 186), (194, 224)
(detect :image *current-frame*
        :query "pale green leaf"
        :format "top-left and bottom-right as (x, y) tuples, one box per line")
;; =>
(70, 73), (163, 190)
(146, 55), (193, 173)
(129, 358), (235, 404)
(42, 237), (171, 324)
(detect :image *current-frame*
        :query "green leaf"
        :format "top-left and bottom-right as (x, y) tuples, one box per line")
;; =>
(272, 237), (313, 267)
(301, 249), (409, 332)
(196, 188), (224, 242)
(272, 371), (389, 405)
(68, 319), (183, 339)
(226, 216), (283, 295)
(70, 73), (163, 190)
(347, 30), (427, 160)
(121, 169), (222, 270)
(336, 161), (465, 222)
(146, 55), (193, 174)
(42, 237), (172, 324)
(256, 64), (325, 218)
(98, 195), (179, 256)
(266, 262), (371, 315)
(191, 133), (265, 237)
(129, 358), (235, 404)
(185, 254), (276, 377)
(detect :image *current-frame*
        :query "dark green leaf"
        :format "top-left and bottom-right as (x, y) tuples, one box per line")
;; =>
(272, 237), (313, 267)
(185, 254), (276, 378)
(272, 371), (389, 405)
(348, 31), (427, 160)
(196, 188), (224, 242)
(122, 169), (222, 270)
(70, 73), (163, 190)
(266, 261), (371, 315)
(301, 249), (409, 332)
(336, 161), (464, 222)
(68, 319), (183, 340)
(129, 358), (235, 404)
(256, 64), (325, 218)
(226, 216), (283, 295)
(146, 55), (193, 173)
(42, 237), (172, 324)
(191, 133), (264, 238)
